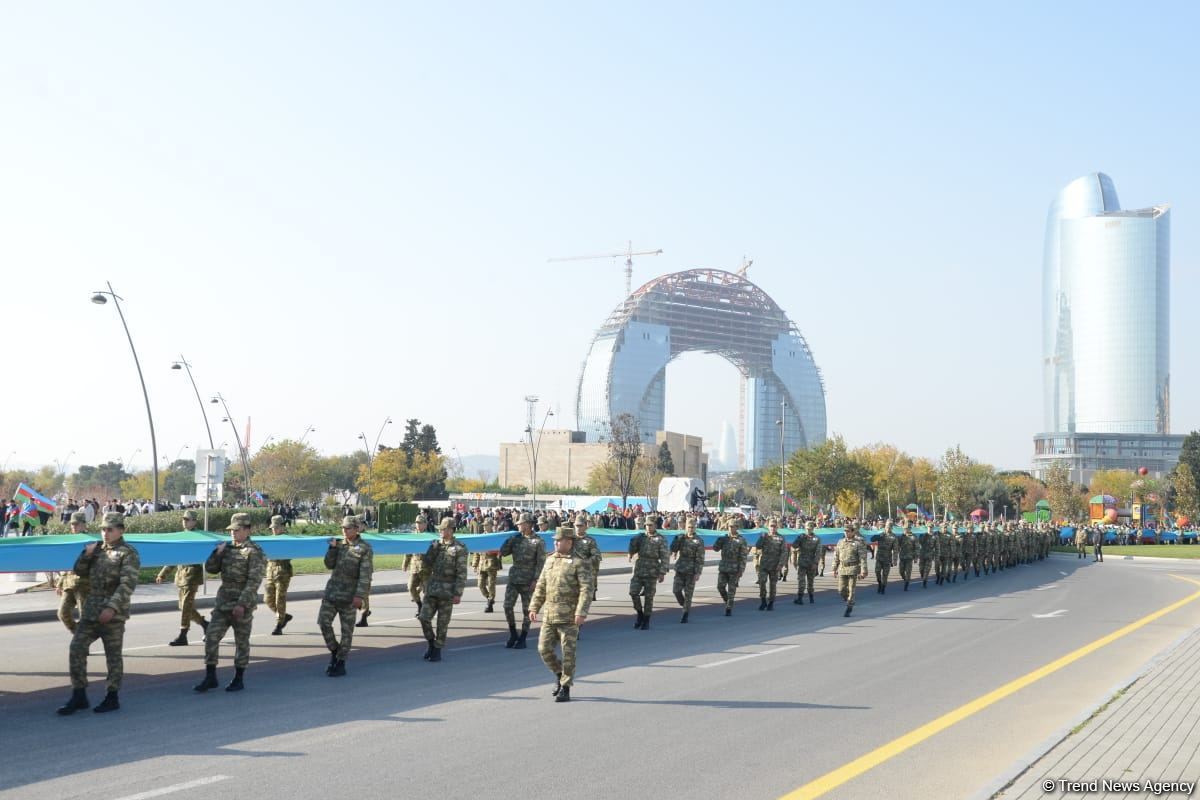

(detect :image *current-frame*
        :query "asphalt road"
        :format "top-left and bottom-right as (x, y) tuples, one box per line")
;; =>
(2, 554), (1199, 800)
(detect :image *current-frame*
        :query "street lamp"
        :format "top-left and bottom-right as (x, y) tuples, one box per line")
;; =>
(775, 399), (787, 518)
(56, 450), (76, 476)
(174, 444), (191, 462)
(171, 356), (215, 449)
(211, 394), (252, 505)
(92, 282), (159, 510)
(300, 425), (317, 445)
(2, 451), (14, 471)
(125, 449), (142, 472)
(523, 405), (554, 511)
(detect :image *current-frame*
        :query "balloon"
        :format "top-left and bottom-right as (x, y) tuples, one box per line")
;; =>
(1139, 466), (1149, 476)
(1103, 509), (1117, 523)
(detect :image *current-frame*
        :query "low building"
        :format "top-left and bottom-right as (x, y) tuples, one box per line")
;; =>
(1031, 431), (1184, 485)
(498, 429), (708, 491)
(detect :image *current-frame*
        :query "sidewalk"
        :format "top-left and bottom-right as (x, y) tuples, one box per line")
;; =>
(996, 626), (1200, 798)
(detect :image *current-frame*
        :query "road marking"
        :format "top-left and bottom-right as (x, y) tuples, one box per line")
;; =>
(699, 645), (799, 669)
(110, 775), (231, 800)
(1059, 571), (1067, 576)
(1034, 584), (1058, 591)
(453, 643), (496, 652)
(935, 605), (972, 615)
(779, 575), (1200, 800)
(1033, 609), (1068, 619)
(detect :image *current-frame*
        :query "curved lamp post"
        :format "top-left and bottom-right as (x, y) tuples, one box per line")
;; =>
(523, 408), (554, 511)
(357, 417), (392, 505)
(171, 356), (215, 449)
(211, 394), (252, 505)
(300, 425), (317, 445)
(92, 283), (159, 510)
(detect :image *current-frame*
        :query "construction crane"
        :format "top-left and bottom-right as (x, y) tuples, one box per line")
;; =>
(735, 256), (753, 277)
(548, 241), (663, 299)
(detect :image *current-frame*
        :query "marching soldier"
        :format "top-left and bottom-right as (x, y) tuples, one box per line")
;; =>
(418, 518), (469, 662)
(56, 511), (92, 634)
(402, 514), (431, 614)
(194, 513), (266, 693)
(1074, 525), (1088, 558)
(57, 512), (140, 715)
(573, 514), (602, 602)
(318, 515), (373, 676)
(156, 509), (208, 646)
(918, 523), (935, 588)
(628, 515), (669, 629)
(353, 514), (374, 627)
(754, 518), (786, 610)
(713, 519), (749, 616)
(897, 520), (918, 590)
(529, 526), (592, 703)
(948, 524), (961, 583)
(959, 523), (975, 581)
(470, 520), (501, 612)
(833, 522), (869, 617)
(670, 517), (705, 623)
(500, 512), (546, 648)
(874, 521), (897, 594)
(263, 514), (296, 635)
(933, 524), (951, 585)
(793, 521), (821, 604)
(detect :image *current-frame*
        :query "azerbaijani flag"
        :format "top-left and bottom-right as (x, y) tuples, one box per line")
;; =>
(15, 483), (56, 514)
(252, 491), (267, 507)
(783, 492), (802, 511)
(606, 501), (620, 511)
(18, 501), (43, 527)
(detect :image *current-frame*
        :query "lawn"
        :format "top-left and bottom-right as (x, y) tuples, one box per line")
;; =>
(1052, 545), (1200, 560)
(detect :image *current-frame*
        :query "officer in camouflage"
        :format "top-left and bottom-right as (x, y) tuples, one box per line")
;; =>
(318, 515), (373, 676)
(873, 520), (897, 594)
(56, 511), (92, 634)
(351, 514), (374, 627)
(793, 521), (822, 604)
(713, 519), (749, 616)
(572, 514), (602, 602)
(58, 511), (140, 715)
(500, 511), (546, 648)
(833, 522), (870, 617)
(402, 514), (431, 615)
(156, 509), (209, 646)
(194, 512), (266, 693)
(628, 515), (670, 629)
(754, 517), (787, 610)
(670, 517), (706, 623)
(262, 514), (295, 635)
(897, 519), (918, 590)
(418, 518), (469, 662)
(529, 526), (593, 703)
(470, 520), (501, 612)
(917, 523), (934, 588)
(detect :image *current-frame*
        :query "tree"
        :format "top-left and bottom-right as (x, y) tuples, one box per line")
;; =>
(252, 440), (327, 503)
(162, 459), (197, 502)
(604, 413), (643, 509)
(1172, 463), (1199, 524)
(324, 452), (369, 503)
(936, 446), (976, 518)
(120, 471), (161, 501)
(761, 434), (869, 513)
(416, 424), (441, 456)
(1045, 460), (1085, 523)
(1088, 469), (1136, 503)
(68, 462), (129, 500)
(364, 449), (448, 501)
(656, 441), (675, 476)
(1177, 431), (1200, 486)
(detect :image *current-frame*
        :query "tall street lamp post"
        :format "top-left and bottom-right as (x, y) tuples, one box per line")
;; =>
(357, 417), (392, 509)
(171, 356), (215, 449)
(524, 406), (554, 512)
(211, 394), (252, 505)
(92, 283), (159, 510)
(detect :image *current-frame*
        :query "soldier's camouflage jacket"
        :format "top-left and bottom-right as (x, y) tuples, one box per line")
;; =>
(530, 551), (593, 624)
(205, 539), (266, 612)
(74, 539), (140, 622)
(422, 536), (469, 599)
(324, 537), (374, 604)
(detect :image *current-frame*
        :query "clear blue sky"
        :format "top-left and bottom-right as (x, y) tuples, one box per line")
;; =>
(1, 2), (1195, 476)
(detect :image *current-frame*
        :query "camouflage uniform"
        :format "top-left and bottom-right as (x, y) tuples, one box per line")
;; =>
(933, 528), (952, 585)
(57, 567), (90, 633)
(403, 515), (430, 609)
(264, 515), (294, 629)
(754, 524), (787, 608)
(670, 528), (706, 620)
(500, 517), (547, 645)
(157, 563), (206, 631)
(471, 529), (502, 606)
(572, 521), (602, 600)
(897, 524), (918, 589)
(833, 527), (870, 616)
(203, 537), (266, 670)
(713, 527), (749, 614)
(873, 525), (897, 593)
(793, 526), (822, 603)
(959, 526), (976, 581)
(628, 522), (670, 627)
(318, 528), (373, 667)
(68, 528), (140, 694)
(530, 527), (593, 698)
(418, 527), (469, 655)
(918, 528), (934, 587)
(1074, 527), (1087, 558)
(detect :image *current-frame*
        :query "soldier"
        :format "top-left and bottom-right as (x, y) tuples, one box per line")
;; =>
(918, 524), (935, 588)
(418, 518), (469, 662)
(573, 515), (602, 602)
(832, 522), (869, 617)
(959, 523), (975, 581)
(874, 521), (897, 594)
(971, 524), (986, 577)
(194, 512), (266, 693)
(627, 515), (669, 629)
(948, 524), (961, 583)
(1074, 526), (1087, 558)
(529, 526), (592, 703)
(712, 520), (749, 616)
(318, 515), (373, 676)
(897, 520), (918, 591)
(402, 514), (431, 615)
(352, 514), (374, 627)
(670, 517), (706, 623)
(793, 521), (822, 604)
(470, 520), (501, 612)
(56, 511), (92, 634)
(933, 524), (951, 585)
(754, 518), (786, 610)
(155, 510), (209, 646)
(500, 512), (546, 648)
(57, 512), (140, 715)
(262, 514), (295, 635)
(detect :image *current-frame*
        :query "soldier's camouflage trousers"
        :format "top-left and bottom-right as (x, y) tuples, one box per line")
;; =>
(419, 595), (455, 648)
(799, 565), (817, 596)
(919, 557), (932, 579)
(838, 572), (860, 606)
(317, 598), (356, 660)
(409, 571), (426, 604)
(69, 618), (125, 691)
(672, 571), (699, 612)
(629, 573), (659, 616)
(716, 570), (740, 610)
(756, 568), (779, 602)
(58, 587), (83, 633)
(898, 558), (913, 583)
(504, 580), (534, 632)
(936, 557), (952, 580)
(178, 584), (206, 630)
(538, 621), (580, 688)
(205, 607), (254, 668)
(477, 569), (497, 601)
(361, 589), (370, 614)
(263, 574), (291, 624)
(875, 560), (893, 584)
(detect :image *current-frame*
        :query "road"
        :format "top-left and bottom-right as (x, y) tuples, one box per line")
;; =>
(2, 554), (1198, 800)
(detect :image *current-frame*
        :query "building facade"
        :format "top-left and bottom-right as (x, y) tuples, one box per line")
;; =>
(498, 429), (708, 491)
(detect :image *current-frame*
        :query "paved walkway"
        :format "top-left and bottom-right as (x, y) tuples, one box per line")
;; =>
(997, 626), (1200, 798)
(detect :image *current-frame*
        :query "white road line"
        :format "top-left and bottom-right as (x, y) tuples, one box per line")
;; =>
(1059, 571), (1068, 575)
(1034, 584), (1058, 591)
(453, 643), (497, 652)
(1033, 609), (1068, 619)
(110, 775), (231, 800)
(935, 605), (972, 615)
(699, 644), (799, 669)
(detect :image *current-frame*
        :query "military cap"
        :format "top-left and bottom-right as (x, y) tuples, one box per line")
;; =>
(553, 525), (576, 540)
(182, 509), (199, 522)
(340, 515), (357, 528)
(226, 512), (252, 530)
(573, 516), (588, 527)
(415, 514), (429, 524)
(767, 516), (781, 525)
(270, 514), (286, 527)
(353, 514), (367, 528)
(101, 511), (125, 528)
(69, 511), (88, 525)
(644, 515), (660, 527)
(437, 517), (454, 531)
(516, 512), (535, 524)
(804, 520), (816, 530)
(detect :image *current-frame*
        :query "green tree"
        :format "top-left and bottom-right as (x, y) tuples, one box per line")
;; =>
(936, 446), (977, 518)
(363, 449), (448, 501)
(162, 459), (196, 502)
(1045, 460), (1085, 523)
(657, 441), (675, 476)
(1172, 463), (1200, 524)
(1088, 469), (1136, 503)
(120, 470), (162, 500)
(68, 462), (130, 499)
(604, 413), (644, 509)
(252, 440), (326, 502)
(1177, 431), (1200, 485)
(324, 452), (369, 502)
(761, 434), (869, 511)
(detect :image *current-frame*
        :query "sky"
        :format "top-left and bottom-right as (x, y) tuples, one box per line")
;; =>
(1, 2), (1196, 477)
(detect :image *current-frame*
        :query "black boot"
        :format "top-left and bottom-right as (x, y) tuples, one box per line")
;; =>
(758, 599), (767, 610)
(168, 629), (189, 646)
(326, 647), (338, 675)
(794, 593), (804, 605)
(724, 607), (732, 616)
(555, 685), (570, 703)
(485, 600), (494, 613)
(280, 613), (293, 631)
(428, 646), (442, 662)
(923, 578), (927, 588)
(952, 574), (957, 583)
(633, 612), (645, 629)
(56, 688), (89, 715)
(808, 592), (814, 603)
(199, 618), (209, 633)
(193, 665), (218, 693)
(506, 625), (519, 648)
(680, 612), (689, 623)
(766, 600), (774, 611)
(271, 623), (283, 636)
(640, 615), (650, 630)
(423, 638), (435, 660)
(515, 629), (528, 649)
(93, 691), (120, 713)
(328, 659), (346, 677)
(904, 581), (909, 591)
(355, 610), (371, 628)
(225, 667), (245, 692)
(844, 604), (853, 617)
(552, 673), (563, 696)
(881, 583), (886, 594)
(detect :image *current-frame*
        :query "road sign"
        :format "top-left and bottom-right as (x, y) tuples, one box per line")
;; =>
(195, 450), (227, 484)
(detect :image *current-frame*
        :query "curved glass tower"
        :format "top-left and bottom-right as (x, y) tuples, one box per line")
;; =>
(1042, 173), (1171, 434)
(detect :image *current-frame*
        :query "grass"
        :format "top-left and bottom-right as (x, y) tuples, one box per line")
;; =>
(1052, 544), (1200, 559)
(1070, 686), (1129, 736)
